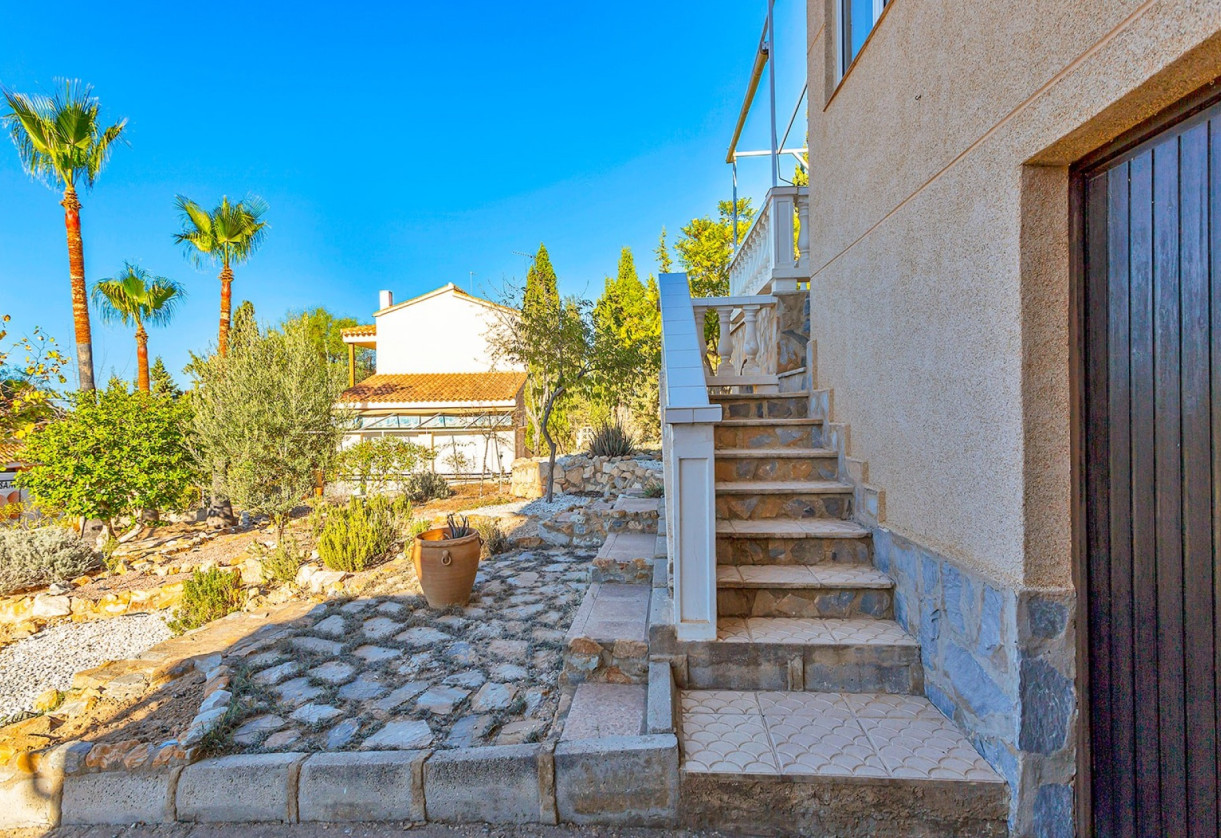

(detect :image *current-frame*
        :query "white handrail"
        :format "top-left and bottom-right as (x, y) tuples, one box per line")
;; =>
(659, 273), (720, 642)
(729, 186), (810, 297)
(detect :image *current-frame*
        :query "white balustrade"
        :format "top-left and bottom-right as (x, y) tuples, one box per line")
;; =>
(692, 295), (778, 389)
(659, 273), (721, 642)
(728, 185), (810, 297)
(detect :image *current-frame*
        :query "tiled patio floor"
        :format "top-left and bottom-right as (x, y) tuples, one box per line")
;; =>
(679, 689), (1004, 783)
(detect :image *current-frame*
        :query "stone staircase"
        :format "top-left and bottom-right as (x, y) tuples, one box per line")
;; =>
(658, 392), (1010, 837)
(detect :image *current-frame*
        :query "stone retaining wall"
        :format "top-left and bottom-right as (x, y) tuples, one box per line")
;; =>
(510, 455), (662, 499)
(874, 527), (1076, 837)
(538, 499), (660, 549)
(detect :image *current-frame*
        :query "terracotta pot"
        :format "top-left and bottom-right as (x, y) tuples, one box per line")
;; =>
(412, 528), (482, 608)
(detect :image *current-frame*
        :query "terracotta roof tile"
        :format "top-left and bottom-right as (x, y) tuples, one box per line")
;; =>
(0, 440), (23, 466)
(341, 324), (376, 338)
(340, 372), (526, 405)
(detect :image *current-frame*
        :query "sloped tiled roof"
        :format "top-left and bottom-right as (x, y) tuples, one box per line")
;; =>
(341, 324), (376, 338)
(0, 440), (24, 466)
(340, 372), (526, 405)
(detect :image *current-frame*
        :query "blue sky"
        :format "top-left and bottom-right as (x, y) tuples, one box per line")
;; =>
(0, 1), (806, 384)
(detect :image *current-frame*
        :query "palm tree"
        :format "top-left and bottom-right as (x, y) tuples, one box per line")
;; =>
(91, 264), (185, 393)
(173, 195), (268, 356)
(2, 81), (127, 392)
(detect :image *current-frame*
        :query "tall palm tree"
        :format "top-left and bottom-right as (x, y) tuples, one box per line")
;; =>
(91, 264), (185, 393)
(173, 195), (268, 356)
(2, 81), (127, 391)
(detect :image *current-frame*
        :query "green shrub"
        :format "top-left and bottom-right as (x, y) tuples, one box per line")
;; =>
(402, 471), (453, 504)
(169, 568), (244, 634)
(0, 526), (98, 596)
(317, 496), (398, 573)
(588, 420), (636, 458)
(472, 517), (509, 556)
(642, 482), (664, 498)
(263, 540), (303, 586)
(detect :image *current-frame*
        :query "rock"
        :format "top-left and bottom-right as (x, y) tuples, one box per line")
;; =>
(309, 570), (348, 594)
(262, 729), (301, 749)
(340, 599), (372, 613)
(290, 636), (343, 656)
(488, 639), (528, 661)
(416, 685), (470, 715)
(496, 719), (547, 745)
(290, 703), (342, 725)
(198, 689), (231, 715)
(325, 718), (361, 749)
(295, 564), (319, 586)
(373, 681), (429, 712)
(361, 616), (401, 639)
(446, 641), (478, 664)
(273, 677), (322, 706)
(31, 594), (71, 619)
(444, 669), (487, 689)
(337, 673), (386, 701)
(311, 614), (346, 636)
(232, 714), (286, 746)
(395, 626), (450, 646)
(376, 601), (407, 617)
(362, 719), (433, 750)
(33, 688), (63, 712)
(490, 663), (529, 681)
(445, 714), (494, 748)
(353, 644), (402, 663)
(307, 661), (356, 684)
(252, 661), (300, 686)
(471, 682), (517, 712)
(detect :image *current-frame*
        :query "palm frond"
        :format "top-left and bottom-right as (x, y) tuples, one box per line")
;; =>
(91, 262), (185, 330)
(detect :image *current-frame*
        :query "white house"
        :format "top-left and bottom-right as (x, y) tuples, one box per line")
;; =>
(338, 284), (526, 478)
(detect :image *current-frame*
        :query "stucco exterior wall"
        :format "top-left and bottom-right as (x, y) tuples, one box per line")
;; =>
(374, 289), (520, 375)
(806, 0), (1221, 588)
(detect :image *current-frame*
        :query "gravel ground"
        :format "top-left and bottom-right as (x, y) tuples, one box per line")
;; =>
(0, 612), (171, 718)
(465, 493), (592, 519)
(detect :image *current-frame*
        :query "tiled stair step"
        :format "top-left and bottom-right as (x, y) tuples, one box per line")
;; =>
(715, 447), (838, 482)
(709, 393), (809, 419)
(714, 418), (824, 450)
(562, 582), (651, 686)
(679, 617), (922, 693)
(715, 518), (874, 566)
(592, 531), (663, 584)
(715, 480), (854, 521)
(678, 689), (1008, 837)
(716, 565), (893, 619)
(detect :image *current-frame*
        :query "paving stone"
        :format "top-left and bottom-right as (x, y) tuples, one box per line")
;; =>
(376, 601), (408, 617)
(445, 714), (494, 747)
(353, 644), (402, 663)
(362, 616), (402, 639)
(374, 681), (429, 712)
(341, 600), (374, 613)
(312, 615), (347, 637)
(232, 714), (286, 746)
(273, 677), (322, 705)
(561, 683), (645, 740)
(446, 641), (479, 664)
(509, 572), (541, 587)
(246, 651), (285, 668)
(444, 669), (487, 689)
(290, 636), (343, 656)
(308, 660), (356, 684)
(471, 682), (517, 712)
(417, 685), (470, 715)
(488, 639), (529, 660)
(263, 729), (301, 749)
(396, 626), (451, 645)
(496, 719), (547, 745)
(252, 661), (300, 686)
(298, 751), (426, 822)
(362, 719), (434, 749)
(290, 703), (343, 725)
(325, 718), (361, 749)
(435, 614), (466, 630)
(491, 663), (530, 681)
(338, 672), (387, 701)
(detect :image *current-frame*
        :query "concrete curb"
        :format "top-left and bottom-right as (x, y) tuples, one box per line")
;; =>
(555, 734), (679, 826)
(298, 750), (426, 823)
(176, 752), (306, 823)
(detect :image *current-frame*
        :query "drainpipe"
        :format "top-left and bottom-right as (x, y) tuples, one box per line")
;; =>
(348, 343), (356, 388)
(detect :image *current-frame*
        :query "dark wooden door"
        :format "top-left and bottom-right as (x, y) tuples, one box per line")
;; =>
(1083, 97), (1221, 838)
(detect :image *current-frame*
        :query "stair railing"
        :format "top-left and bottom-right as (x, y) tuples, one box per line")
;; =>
(728, 185), (810, 297)
(692, 295), (779, 390)
(659, 273), (721, 642)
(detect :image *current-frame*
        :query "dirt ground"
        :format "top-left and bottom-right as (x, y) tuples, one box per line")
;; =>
(12, 824), (737, 838)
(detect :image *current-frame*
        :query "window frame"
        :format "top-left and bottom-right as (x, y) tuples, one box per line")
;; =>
(839, 0), (889, 78)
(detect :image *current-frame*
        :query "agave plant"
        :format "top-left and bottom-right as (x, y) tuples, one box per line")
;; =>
(2, 81), (127, 391)
(91, 264), (186, 392)
(173, 195), (268, 357)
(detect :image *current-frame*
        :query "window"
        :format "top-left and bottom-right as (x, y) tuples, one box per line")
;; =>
(841, 0), (887, 74)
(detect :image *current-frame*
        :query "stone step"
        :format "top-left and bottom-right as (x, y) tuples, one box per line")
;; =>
(709, 393), (809, 420)
(714, 480), (854, 521)
(714, 418), (824, 451)
(559, 682), (646, 741)
(716, 565), (893, 619)
(714, 447), (838, 483)
(716, 519), (874, 566)
(562, 582), (650, 686)
(592, 531), (662, 584)
(678, 689), (1008, 836)
(656, 616), (922, 693)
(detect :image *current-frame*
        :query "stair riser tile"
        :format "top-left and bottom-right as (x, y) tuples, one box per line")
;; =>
(716, 398), (809, 420)
(715, 494), (853, 521)
(717, 536), (873, 566)
(714, 425), (823, 450)
(679, 774), (1008, 837)
(683, 644), (921, 693)
(715, 457), (838, 483)
(717, 588), (893, 619)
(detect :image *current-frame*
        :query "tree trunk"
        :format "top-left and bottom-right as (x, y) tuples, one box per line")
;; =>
(62, 185), (95, 391)
(218, 263), (234, 357)
(135, 324), (150, 392)
(540, 386), (566, 504)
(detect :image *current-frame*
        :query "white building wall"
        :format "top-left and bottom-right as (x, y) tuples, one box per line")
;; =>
(374, 289), (520, 375)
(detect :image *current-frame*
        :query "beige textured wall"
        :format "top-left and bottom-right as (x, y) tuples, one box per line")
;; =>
(806, 0), (1221, 587)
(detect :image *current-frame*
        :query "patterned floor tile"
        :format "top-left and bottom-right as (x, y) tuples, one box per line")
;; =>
(744, 617), (838, 644)
(736, 566), (818, 587)
(857, 716), (1003, 782)
(841, 692), (948, 721)
(807, 566), (893, 588)
(765, 713), (887, 778)
(681, 712), (779, 775)
(681, 690), (762, 715)
(756, 690), (852, 718)
(825, 618), (918, 645)
(716, 618), (752, 642)
(716, 566), (743, 585)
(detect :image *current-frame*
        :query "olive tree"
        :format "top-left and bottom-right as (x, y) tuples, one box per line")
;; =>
(191, 322), (346, 539)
